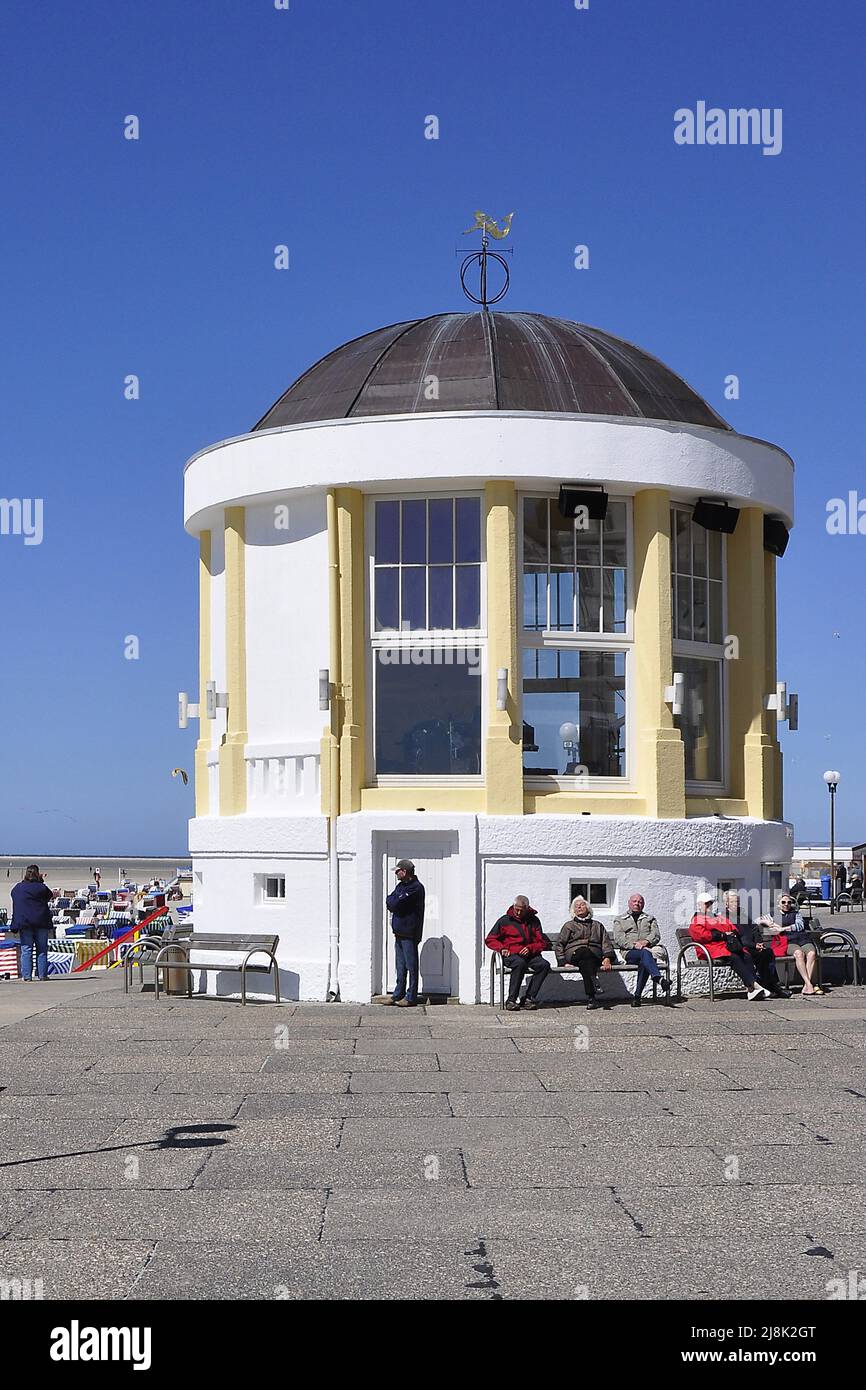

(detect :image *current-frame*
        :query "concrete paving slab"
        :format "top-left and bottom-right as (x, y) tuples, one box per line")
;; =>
(194, 1146), (468, 1190)
(236, 1092), (454, 1119)
(447, 1090), (667, 1118)
(13, 1189), (326, 1241)
(338, 1117), (583, 1151)
(616, 1183), (866, 1236)
(0, 1238), (155, 1300)
(322, 1188), (633, 1240)
(348, 1071), (546, 1092)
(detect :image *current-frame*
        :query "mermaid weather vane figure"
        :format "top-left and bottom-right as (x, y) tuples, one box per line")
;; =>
(460, 211), (514, 307)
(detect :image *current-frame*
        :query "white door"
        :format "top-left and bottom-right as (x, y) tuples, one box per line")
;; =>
(382, 836), (457, 998)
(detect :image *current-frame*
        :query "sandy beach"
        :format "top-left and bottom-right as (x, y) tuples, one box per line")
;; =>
(0, 856), (190, 914)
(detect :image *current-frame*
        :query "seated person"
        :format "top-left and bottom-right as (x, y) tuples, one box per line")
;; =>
(688, 892), (770, 1001)
(556, 896), (617, 1010)
(758, 892), (823, 996)
(485, 896), (551, 1011)
(723, 890), (791, 998)
(612, 893), (672, 1006)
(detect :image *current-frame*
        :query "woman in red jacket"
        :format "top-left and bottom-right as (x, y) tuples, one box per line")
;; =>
(688, 892), (770, 1001)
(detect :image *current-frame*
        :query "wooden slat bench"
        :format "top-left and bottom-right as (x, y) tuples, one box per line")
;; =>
(675, 924), (861, 1001)
(153, 932), (281, 1005)
(490, 929), (671, 1009)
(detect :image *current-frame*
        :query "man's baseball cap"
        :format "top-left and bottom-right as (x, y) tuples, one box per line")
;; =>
(395, 859), (415, 873)
(696, 891), (716, 905)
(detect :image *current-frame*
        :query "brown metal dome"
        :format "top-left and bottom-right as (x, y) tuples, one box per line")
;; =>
(252, 312), (730, 432)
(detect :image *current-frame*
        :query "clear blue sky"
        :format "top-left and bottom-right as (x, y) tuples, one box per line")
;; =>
(1, 0), (864, 852)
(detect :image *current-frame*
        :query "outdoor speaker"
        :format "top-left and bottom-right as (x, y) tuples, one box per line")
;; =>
(764, 516), (790, 557)
(557, 485), (608, 521)
(693, 499), (740, 534)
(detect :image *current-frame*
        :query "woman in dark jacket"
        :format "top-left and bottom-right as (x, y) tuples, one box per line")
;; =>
(11, 864), (53, 982)
(556, 897), (617, 1010)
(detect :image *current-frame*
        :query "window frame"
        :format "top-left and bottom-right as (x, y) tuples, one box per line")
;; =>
(519, 492), (634, 790)
(367, 490), (487, 785)
(670, 504), (729, 796)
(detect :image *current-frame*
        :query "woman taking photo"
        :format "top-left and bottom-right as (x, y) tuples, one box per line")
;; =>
(10, 864), (53, 982)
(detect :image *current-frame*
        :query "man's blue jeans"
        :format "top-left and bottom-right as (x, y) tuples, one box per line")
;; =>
(19, 927), (51, 981)
(393, 935), (419, 1004)
(625, 946), (661, 997)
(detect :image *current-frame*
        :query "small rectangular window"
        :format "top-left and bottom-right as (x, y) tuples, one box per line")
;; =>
(262, 875), (285, 901)
(569, 880), (610, 908)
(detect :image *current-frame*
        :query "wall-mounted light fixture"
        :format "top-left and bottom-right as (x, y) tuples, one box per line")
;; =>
(177, 693), (199, 730)
(766, 681), (798, 729)
(205, 681), (228, 720)
(319, 669), (332, 712)
(496, 668), (508, 712)
(179, 683), (227, 729)
(763, 515), (790, 558)
(664, 672), (684, 717)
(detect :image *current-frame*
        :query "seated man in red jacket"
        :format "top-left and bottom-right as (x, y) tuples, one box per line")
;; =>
(688, 891), (770, 1001)
(486, 896), (552, 1011)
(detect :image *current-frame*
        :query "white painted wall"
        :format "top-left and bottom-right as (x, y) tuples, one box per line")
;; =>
(184, 411), (794, 534)
(207, 519), (226, 752)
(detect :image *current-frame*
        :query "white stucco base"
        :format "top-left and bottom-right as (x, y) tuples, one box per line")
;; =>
(188, 812), (793, 1003)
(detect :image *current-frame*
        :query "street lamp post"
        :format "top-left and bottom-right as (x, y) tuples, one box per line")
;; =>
(823, 771), (841, 914)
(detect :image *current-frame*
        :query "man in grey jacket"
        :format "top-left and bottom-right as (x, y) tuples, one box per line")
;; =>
(612, 893), (671, 1006)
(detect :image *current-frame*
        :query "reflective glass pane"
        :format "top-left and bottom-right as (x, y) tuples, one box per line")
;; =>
(455, 497), (481, 563)
(602, 568), (626, 633)
(375, 568), (398, 630)
(375, 651), (482, 775)
(589, 883), (607, 905)
(550, 568), (575, 630)
(550, 504), (574, 566)
(692, 519), (708, 577)
(692, 577), (708, 642)
(523, 567), (547, 630)
(676, 575), (692, 641)
(428, 498), (453, 563)
(576, 566), (601, 632)
(708, 529), (723, 581)
(455, 565), (480, 629)
(674, 508), (690, 575)
(401, 500), (426, 564)
(708, 580), (723, 644)
(401, 566), (426, 630)
(602, 501), (627, 567)
(574, 516), (600, 568)
(428, 566), (453, 629)
(675, 658), (722, 783)
(521, 648), (626, 777)
(523, 498), (548, 566)
(375, 500), (399, 564)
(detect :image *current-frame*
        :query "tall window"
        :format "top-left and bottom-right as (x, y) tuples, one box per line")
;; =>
(671, 506), (725, 787)
(521, 496), (630, 781)
(372, 496), (483, 777)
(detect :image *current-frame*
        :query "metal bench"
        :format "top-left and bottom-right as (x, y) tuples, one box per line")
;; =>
(153, 932), (281, 1005)
(675, 924), (861, 1001)
(490, 929), (671, 1009)
(123, 925), (191, 994)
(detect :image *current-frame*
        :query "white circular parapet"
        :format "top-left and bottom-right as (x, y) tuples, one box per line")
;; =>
(184, 411), (794, 533)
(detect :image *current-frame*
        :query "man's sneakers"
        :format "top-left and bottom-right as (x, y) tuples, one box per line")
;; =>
(586, 997), (603, 1010)
(395, 997), (416, 1007)
(747, 986), (771, 1001)
(630, 997), (642, 1008)
(522, 998), (539, 1010)
(504, 999), (521, 1011)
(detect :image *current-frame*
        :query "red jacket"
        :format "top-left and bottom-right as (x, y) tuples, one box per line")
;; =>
(688, 912), (740, 960)
(486, 907), (550, 957)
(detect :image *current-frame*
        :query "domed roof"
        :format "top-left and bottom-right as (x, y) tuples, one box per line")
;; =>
(252, 311), (730, 433)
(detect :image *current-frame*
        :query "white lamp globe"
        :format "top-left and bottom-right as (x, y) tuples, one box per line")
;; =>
(559, 722), (578, 744)
(823, 770), (841, 786)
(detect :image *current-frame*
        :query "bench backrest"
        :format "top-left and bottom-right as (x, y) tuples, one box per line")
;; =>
(675, 928), (694, 949)
(186, 933), (279, 953)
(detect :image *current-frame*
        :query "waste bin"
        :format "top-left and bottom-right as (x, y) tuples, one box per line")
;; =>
(162, 942), (190, 996)
(821, 872), (832, 902)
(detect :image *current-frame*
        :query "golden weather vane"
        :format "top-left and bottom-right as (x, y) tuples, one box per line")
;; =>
(460, 211), (514, 307)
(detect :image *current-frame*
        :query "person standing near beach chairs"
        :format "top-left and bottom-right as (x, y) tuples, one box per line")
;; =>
(10, 864), (53, 982)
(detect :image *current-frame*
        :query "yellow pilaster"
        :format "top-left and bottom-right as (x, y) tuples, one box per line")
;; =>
(337, 488), (366, 813)
(727, 507), (775, 818)
(764, 550), (783, 820)
(218, 507), (248, 815)
(633, 488), (685, 818)
(194, 530), (212, 817)
(484, 481), (523, 814)
(320, 489), (341, 818)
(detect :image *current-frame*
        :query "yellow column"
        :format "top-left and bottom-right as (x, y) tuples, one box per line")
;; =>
(218, 507), (248, 815)
(320, 490), (341, 818)
(764, 550), (783, 820)
(727, 507), (775, 818)
(633, 489), (685, 818)
(484, 481), (523, 814)
(337, 488), (366, 813)
(194, 531), (212, 817)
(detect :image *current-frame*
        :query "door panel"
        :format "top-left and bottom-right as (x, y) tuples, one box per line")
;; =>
(382, 836), (456, 997)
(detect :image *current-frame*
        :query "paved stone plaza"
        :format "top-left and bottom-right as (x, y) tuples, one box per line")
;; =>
(2, 970), (866, 1301)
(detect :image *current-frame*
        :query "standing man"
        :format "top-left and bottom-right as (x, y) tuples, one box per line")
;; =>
(485, 896), (551, 1011)
(612, 893), (672, 1006)
(385, 859), (425, 1007)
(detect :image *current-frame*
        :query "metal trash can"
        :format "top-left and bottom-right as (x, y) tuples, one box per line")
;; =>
(162, 942), (190, 996)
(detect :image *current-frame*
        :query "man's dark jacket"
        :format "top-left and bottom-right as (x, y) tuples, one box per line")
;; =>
(485, 907), (550, 957)
(386, 877), (425, 942)
(10, 880), (53, 931)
